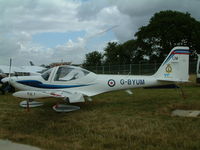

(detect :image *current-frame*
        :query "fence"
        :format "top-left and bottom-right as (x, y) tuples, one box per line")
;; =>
(84, 62), (197, 75)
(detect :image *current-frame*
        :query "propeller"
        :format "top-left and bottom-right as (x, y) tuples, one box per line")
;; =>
(7, 58), (15, 93)
(9, 58), (12, 81)
(0, 58), (14, 94)
(1, 58), (12, 94)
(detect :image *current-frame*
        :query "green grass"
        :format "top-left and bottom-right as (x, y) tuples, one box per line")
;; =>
(0, 79), (200, 150)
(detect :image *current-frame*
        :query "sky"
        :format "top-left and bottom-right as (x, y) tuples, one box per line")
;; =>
(0, 0), (200, 66)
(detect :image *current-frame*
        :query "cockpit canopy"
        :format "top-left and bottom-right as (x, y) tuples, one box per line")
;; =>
(54, 66), (90, 81)
(41, 66), (91, 81)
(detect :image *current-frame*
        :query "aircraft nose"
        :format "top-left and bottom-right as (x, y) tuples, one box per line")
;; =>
(1, 77), (9, 83)
(1, 76), (18, 83)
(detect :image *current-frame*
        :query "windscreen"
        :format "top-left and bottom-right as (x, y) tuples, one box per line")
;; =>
(41, 68), (52, 81)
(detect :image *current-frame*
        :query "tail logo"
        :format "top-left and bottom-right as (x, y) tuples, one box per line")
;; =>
(165, 64), (172, 73)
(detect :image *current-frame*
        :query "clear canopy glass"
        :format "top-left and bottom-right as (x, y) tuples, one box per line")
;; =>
(41, 68), (53, 81)
(54, 66), (90, 81)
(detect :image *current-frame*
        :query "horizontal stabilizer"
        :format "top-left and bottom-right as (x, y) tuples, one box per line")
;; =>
(157, 78), (189, 82)
(144, 84), (179, 89)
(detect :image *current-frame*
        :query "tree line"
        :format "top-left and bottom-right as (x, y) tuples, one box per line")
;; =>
(83, 10), (200, 67)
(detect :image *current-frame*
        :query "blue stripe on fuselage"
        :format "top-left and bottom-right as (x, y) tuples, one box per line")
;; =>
(17, 80), (92, 89)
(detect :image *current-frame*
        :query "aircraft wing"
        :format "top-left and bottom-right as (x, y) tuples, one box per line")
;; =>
(47, 91), (85, 103)
(13, 90), (85, 103)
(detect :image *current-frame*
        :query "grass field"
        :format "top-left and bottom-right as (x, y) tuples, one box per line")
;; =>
(0, 75), (200, 150)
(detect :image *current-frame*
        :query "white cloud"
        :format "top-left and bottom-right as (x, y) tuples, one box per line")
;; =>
(53, 37), (86, 63)
(0, 0), (199, 66)
(96, 6), (136, 42)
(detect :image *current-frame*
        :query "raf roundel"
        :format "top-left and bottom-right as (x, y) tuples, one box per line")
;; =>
(108, 79), (116, 87)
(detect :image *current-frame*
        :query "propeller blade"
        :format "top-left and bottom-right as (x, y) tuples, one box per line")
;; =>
(9, 58), (12, 79)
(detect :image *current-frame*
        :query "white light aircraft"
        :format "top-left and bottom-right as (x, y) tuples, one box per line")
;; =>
(2, 46), (191, 112)
(0, 65), (46, 76)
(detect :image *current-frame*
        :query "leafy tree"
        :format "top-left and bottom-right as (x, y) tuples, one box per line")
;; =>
(104, 40), (142, 64)
(121, 39), (145, 63)
(83, 51), (103, 67)
(135, 10), (200, 62)
(103, 42), (120, 64)
(83, 10), (200, 66)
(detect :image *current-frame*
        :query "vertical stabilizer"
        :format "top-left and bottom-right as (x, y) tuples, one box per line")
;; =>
(154, 46), (190, 82)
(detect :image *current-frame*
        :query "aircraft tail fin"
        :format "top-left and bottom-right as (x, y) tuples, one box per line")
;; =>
(154, 46), (190, 82)
(29, 61), (34, 66)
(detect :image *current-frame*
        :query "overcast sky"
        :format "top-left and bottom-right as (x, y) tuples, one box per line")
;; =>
(0, 0), (200, 66)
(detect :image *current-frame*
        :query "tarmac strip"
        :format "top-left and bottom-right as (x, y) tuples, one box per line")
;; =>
(0, 139), (40, 150)
(172, 109), (200, 117)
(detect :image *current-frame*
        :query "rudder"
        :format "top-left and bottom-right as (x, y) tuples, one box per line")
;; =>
(154, 46), (190, 82)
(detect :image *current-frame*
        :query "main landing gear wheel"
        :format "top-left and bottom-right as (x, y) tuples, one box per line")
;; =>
(53, 104), (80, 112)
(19, 100), (44, 108)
